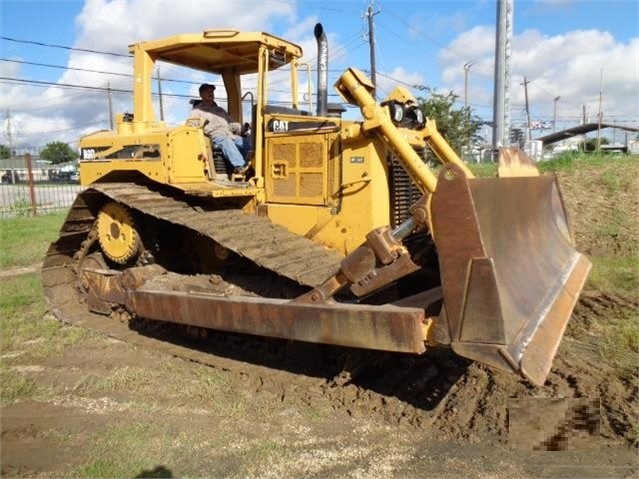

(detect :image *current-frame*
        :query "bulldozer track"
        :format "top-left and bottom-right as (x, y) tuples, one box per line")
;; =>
(41, 182), (344, 378)
(78, 183), (343, 287)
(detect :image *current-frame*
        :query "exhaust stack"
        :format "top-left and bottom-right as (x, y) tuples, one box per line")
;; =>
(314, 23), (328, 117)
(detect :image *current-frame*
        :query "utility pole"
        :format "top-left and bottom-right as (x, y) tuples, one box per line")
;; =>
(464, 61), (476, 118)
(521, 76), (531, 140)
(107, 82), (114, 130)
(364, 1), (381, 99)
(492, 0), (513, 151)
(463, 61), (476, 161)
(553, 96), (561, 132)
(582, 104), (587, 151)
(4, 109), (13, 156)
(596, 67), (604, 152)
(157, 68), (165, 121)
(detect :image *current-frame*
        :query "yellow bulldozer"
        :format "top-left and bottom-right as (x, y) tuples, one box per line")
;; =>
(43, 24), (590, 386)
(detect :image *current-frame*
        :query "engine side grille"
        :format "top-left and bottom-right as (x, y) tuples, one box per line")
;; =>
(388, 148), (426, 228)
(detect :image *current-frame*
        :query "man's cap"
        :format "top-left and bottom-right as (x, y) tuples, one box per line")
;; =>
(199, 83), (216, 94)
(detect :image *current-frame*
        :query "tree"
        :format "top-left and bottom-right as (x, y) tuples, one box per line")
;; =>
(0, 144), (11, 159)
(415, 87), (482, 158)
(580, 137), (609, 152)
(40, 141), (77, 165)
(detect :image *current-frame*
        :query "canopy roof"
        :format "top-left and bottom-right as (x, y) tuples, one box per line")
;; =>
(129, 30), (303, 75)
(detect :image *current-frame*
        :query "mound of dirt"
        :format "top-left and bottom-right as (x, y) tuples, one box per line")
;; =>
(556, 158), (639, 257)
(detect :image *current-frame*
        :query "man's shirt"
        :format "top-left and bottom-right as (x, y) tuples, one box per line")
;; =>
(191, 101), (234, 139)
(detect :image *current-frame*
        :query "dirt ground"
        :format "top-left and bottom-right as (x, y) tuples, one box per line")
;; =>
(2, 158), (638, 478)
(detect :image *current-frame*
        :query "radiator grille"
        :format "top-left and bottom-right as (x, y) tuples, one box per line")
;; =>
(388, 148), (426, 228)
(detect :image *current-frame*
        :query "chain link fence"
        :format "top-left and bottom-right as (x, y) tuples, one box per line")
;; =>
(0, 154), (83, 218)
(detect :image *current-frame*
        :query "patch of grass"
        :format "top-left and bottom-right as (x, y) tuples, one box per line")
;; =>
(70, 359), (233, 406)
(244, 438), (288, 460)
(537, 151), (580, 173)
(0, 273), (87, 403)
(6, 195), (36, 217)
(0, 212), (66, 268)
(530, 152), (637, 175)
(71, 367), (149, 396)
(191, 363), (231, 397)
(599, 310), (639, 378)
(468, 162), (497, 178)
(467, 152), (638, 177)
(0, 274), (86, 360)
(588, 255), (639, 294)
(302, 403), (330, 422)
(598, 170), (632, 195)
(215, 396), (249, 418)
(0, 364), (36, 402)
(76, 455), (158, 478)
(0, 274), (47, 316)
(73, 422), (182, 478)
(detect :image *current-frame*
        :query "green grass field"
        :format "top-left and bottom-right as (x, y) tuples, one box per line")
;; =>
(0, 213), (66, 269)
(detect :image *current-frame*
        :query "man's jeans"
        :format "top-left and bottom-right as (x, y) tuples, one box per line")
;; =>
(212, 135), (248, 169)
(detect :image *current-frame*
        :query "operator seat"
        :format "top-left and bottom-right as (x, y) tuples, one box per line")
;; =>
(188, 99), (243, 178)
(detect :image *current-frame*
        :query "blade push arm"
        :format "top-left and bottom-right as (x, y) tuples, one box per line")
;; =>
(334, 67), (475, 196)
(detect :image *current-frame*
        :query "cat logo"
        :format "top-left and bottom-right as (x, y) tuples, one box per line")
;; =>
(271, 120), (289, 133)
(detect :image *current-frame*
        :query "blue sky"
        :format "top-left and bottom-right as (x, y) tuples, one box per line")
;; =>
(1, 0), (637, 149)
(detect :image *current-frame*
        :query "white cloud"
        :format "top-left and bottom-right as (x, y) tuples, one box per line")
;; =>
(73, 0), (297, 53)
(0, 58), (22, 78)
(438, 26), (639, 127)
(377, 67), (426, 99)
(3, 0), (301, 148)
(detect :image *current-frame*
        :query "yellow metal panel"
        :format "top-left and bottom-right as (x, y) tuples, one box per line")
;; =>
(265, 135), (391, 255)
(336, 139), (391, 252)
(167, 128), (209, 183)
(79, 160), (166, 185)
(128, 31), (302, 76)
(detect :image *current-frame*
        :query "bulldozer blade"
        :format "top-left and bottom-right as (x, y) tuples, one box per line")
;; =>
(431, 163), (591, 386)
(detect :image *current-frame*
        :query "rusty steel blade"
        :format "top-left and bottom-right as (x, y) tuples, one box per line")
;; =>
(431, 163), (591, 386)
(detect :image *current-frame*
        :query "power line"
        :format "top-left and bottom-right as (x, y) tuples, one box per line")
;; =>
(378, 6), (494, 78)
(0, 36), (130, 57)
(1, 57), (131, 78)
(2, 77), (136, 94)
(33, 120), (109, 135)
(1, 58), (206, 86)
(1, 35), (363, 100)
(0, 76), (334, 108)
